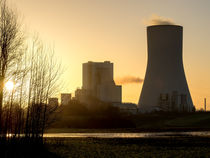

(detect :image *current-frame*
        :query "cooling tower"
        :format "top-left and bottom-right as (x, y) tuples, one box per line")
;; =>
(138, 25), (194, 112)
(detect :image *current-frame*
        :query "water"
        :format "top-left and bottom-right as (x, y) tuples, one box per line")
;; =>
(44, 131), (210, 138)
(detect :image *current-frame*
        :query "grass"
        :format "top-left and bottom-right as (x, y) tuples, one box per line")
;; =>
(45, 128), (140, 133)
(45, 137), (210, 158)
(165, 113), (210, 127)
(0, 138), (60, 158)
(47, 112), (210, 133)
(3, 112), (210, 157)
(42, 112), (210, 157)
(1, 134), (210, 157)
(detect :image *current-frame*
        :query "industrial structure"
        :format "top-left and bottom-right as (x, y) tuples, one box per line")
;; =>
(61, 93), (72, 106)
(138, 25), (194, 112)
(48, 98), (59, 107)
(75, 61), (122, 104)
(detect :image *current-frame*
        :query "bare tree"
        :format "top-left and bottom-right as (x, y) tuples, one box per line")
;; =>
(25, 36), (62, 139)
(0, 0), (62, 141)
(0, 0), (24, 133)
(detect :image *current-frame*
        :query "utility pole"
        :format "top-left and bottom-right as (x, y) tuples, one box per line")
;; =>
(204, 98), (207, 112)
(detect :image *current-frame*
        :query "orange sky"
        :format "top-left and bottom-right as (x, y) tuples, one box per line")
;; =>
(8, 0), (210, 110)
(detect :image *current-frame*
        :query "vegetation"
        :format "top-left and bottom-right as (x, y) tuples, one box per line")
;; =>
(0, 137), (60, 158)
(0, 0), (62, 144)
(48, 110), (210, 132)
(51, 100), (135, 129)
(2, 136), (210, 158)
(0, 1), (209, 158)
(46, 137), (210, 158)
(132, 112), (210, 132)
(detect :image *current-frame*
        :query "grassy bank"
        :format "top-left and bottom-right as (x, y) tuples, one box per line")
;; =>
(0, 138), (60, 158)
(1, 136), (210, 157)
(46, 137), (210, 158)
(50, 100), (210, 131)
(47, 112), (210, 133)
(46, 127), (210, 133)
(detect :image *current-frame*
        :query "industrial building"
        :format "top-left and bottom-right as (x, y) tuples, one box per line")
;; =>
(75, 61), (122, 104)
(61, 93), (71, 106)
(48, 98), (59, 107)
(138, 25), (194, 112)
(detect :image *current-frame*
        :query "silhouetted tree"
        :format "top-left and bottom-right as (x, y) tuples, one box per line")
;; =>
(0, 0), (62, 143)
(25, 36), (62, 139)
(0, 0), (24, 134)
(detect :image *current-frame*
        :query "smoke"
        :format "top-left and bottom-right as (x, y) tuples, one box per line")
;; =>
(143, 14), (175, 26)
(115, 76), (144, 85)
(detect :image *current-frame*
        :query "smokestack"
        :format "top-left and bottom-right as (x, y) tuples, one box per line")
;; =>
(138, 25), (194, 112)
(204, 98), (207, 112)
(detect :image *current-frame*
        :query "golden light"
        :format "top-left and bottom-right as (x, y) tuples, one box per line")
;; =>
(5, 81), (14, 91)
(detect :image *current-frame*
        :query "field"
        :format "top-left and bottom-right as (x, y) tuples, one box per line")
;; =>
(132, 112), (210, 132)
(46, 137), (210, 158)
(47, 112), (210, 133)
(42, 112), (210, 157)
(2, 135), (210, 157)
(3, 112), (210, 158)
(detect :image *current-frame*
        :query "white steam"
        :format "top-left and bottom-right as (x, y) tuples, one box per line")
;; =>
(115, 76), (144, 85)
(143, 14), (175, 26)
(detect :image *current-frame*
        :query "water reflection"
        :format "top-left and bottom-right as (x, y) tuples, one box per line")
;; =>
(44, 131), (210, 138)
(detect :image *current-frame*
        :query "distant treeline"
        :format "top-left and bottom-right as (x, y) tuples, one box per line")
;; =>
(50, 100), (210, 131)
(51, 100), (135, 129)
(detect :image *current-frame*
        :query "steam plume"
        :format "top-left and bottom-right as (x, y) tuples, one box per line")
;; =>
(115, 76), (144, 85)
(143, 14), (175, 26)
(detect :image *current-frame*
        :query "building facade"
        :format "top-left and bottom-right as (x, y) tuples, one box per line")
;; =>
(61, 93), (71, 106)
(48, 98), (59, 107)
(76, 61), (122, 104)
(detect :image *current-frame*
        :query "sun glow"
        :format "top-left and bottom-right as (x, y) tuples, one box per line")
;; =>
(5, 81), (14, 91)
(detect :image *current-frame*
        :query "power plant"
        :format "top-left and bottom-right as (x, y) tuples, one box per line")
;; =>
(75, 61), (122, 104)
(138, 25), (194, 112)
(50, 25), (195, 114)
(61, 93), (71, 106)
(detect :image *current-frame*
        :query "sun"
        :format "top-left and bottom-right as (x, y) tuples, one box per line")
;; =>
(5, 81), (14, 91)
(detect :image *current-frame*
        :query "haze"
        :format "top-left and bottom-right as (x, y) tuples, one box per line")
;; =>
(8, 0), (210, 110)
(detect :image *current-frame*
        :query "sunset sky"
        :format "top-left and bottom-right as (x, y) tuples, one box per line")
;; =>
(8, 0), (210, 110)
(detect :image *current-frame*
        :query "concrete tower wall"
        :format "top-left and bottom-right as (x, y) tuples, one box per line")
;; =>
(138, 25), (194, 112)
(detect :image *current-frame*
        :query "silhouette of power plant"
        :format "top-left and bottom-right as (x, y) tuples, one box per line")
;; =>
(138, 25), (194, 112)
(49, 61), (137, 113)
(48, 93), (72, 106)
(75, 61), (122, 103)
(49, 24), (195, 113)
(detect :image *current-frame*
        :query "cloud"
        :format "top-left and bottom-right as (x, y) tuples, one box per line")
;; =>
(143, 14), (175, 26)
(115, 76), (144, 85)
